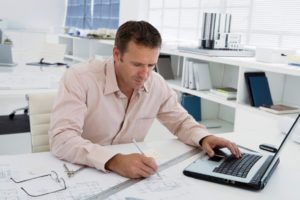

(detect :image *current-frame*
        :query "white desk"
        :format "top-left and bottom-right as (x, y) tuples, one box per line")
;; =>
(0, 131), (299, 200)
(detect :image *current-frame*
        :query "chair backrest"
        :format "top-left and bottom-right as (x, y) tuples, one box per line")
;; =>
(27, 92), (57, 153)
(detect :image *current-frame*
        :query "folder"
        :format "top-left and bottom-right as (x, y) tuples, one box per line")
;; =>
(181, 93), (201, 121)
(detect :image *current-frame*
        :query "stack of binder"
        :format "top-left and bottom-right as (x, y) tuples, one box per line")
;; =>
(181, 60), (212, 91)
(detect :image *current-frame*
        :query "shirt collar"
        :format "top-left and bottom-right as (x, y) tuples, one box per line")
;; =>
(104, 58), (150, 95)
(104, 58), (120, 95)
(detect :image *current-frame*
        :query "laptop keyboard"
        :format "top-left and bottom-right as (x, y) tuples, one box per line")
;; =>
(213, 153), (262, 178)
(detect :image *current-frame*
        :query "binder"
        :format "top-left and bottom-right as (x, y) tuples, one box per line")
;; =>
(194, 62), (212, 90)
(182, 61), (190, 88)
(181, 93), (201, 121)
(188, 61), (195, 89)
(244, 72), (273, 107)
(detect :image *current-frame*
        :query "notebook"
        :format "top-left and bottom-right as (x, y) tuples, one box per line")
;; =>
(244, 72), (273, 107)
(0, 44), (17, 67)
(183, 114), (300, 190)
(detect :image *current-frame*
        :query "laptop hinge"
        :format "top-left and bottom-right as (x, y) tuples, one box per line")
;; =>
(250, 156), (280, 189)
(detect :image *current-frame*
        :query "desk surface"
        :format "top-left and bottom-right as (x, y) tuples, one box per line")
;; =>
(0, 132), (299, 200)
(0, 62), (67, 116)
(0, 63), (66, 95)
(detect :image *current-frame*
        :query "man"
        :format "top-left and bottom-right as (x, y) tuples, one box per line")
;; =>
(49, 21), (240, 179)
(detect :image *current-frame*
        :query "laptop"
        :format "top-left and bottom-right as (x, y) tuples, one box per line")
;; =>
(0, 44), (17, 67)
(183, 114), (300, 190)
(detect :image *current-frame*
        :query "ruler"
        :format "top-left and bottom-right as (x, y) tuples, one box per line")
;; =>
(86, 148), (200, 200)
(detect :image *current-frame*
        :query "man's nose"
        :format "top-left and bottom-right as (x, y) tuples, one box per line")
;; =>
(138, 66), (149, 77)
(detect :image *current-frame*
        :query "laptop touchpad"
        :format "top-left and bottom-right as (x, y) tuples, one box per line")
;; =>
(209, 155), (224, 162)
(208, 148), (229, 162)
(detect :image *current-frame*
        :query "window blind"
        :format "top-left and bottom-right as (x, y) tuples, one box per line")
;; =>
(65, 0), (119, 30)
(148, 0), (300, 49)
(65, 0), (92, 29)
(92, 0), (120, 29)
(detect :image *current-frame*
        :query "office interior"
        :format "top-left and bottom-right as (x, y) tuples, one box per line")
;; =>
(1, 0), (300, 156)
(0, 0), (300, 199)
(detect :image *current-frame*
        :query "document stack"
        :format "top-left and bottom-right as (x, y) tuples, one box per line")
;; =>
(288, 55), (300, 67)
(210, 87), (237, 100)
(181, 60), (212, 91)
(259, 104), (300, 115)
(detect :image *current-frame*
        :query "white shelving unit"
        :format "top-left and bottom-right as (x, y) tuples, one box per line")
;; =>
(161, 48), (300, 135)
(58, 34), (114, 61)
(58, 36), (300, 135)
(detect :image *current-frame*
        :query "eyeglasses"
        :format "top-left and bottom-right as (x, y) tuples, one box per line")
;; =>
(10, 170), (66, 197)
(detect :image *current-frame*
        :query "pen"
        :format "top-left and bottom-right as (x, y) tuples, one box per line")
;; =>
(132, 138), (161, 178)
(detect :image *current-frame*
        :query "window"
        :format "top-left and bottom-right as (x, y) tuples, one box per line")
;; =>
(92, 0), (120, 29)
(148, 0), (300, 49)
(65, 0), (92, 29)
(65, 0), (120, 30)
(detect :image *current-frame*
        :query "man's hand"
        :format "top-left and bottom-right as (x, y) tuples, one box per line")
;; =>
(105, 153), (158, 178)
(200, 135), (241, 158)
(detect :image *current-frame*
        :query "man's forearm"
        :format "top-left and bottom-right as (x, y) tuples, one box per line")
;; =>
(49, 130), (117, 171)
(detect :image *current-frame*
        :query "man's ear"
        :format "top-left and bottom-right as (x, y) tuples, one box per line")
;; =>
(113, 47), (121, 63)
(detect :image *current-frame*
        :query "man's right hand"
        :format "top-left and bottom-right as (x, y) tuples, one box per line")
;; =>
(105, 153), (158, 178)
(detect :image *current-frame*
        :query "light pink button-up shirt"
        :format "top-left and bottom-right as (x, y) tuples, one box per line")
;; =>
(49, 58), (210, 172)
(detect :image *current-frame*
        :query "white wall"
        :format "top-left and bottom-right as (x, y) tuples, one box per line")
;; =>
(119, 0), (149, 25)
(0, 0), (150, 31)
(0, 0), (66, 32)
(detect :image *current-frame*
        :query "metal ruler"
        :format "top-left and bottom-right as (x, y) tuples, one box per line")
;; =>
(86, 148), (200, 200)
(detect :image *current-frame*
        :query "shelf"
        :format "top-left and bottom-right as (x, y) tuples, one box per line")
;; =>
(161, 48), (300, 76)
(237, 103), (299, 120)
(59, 34), (114, 46)
(200, 119), (234, 134)
(166, 79), (238, 108)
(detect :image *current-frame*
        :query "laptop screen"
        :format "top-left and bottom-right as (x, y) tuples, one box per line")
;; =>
(273, 114), (300, 157)
(260, 114), (300, 179)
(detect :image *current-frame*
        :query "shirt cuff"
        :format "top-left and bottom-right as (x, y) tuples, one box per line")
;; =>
(190, 128), (211, 147)
(85, 145), (119, 172)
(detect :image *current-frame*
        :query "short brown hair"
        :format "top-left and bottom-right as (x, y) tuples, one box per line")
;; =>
(114, 21), (162, 55)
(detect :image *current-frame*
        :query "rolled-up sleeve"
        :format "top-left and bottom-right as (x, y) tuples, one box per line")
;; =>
(48, 68), (117, 172)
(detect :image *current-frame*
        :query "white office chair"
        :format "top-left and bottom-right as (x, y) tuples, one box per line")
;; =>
(27, 92), (57, 153)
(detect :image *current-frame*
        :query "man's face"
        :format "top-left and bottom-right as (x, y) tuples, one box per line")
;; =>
(113, 41), (160, 91)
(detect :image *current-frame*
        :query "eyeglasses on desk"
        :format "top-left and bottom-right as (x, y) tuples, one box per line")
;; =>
(10, 170), (66, 197)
